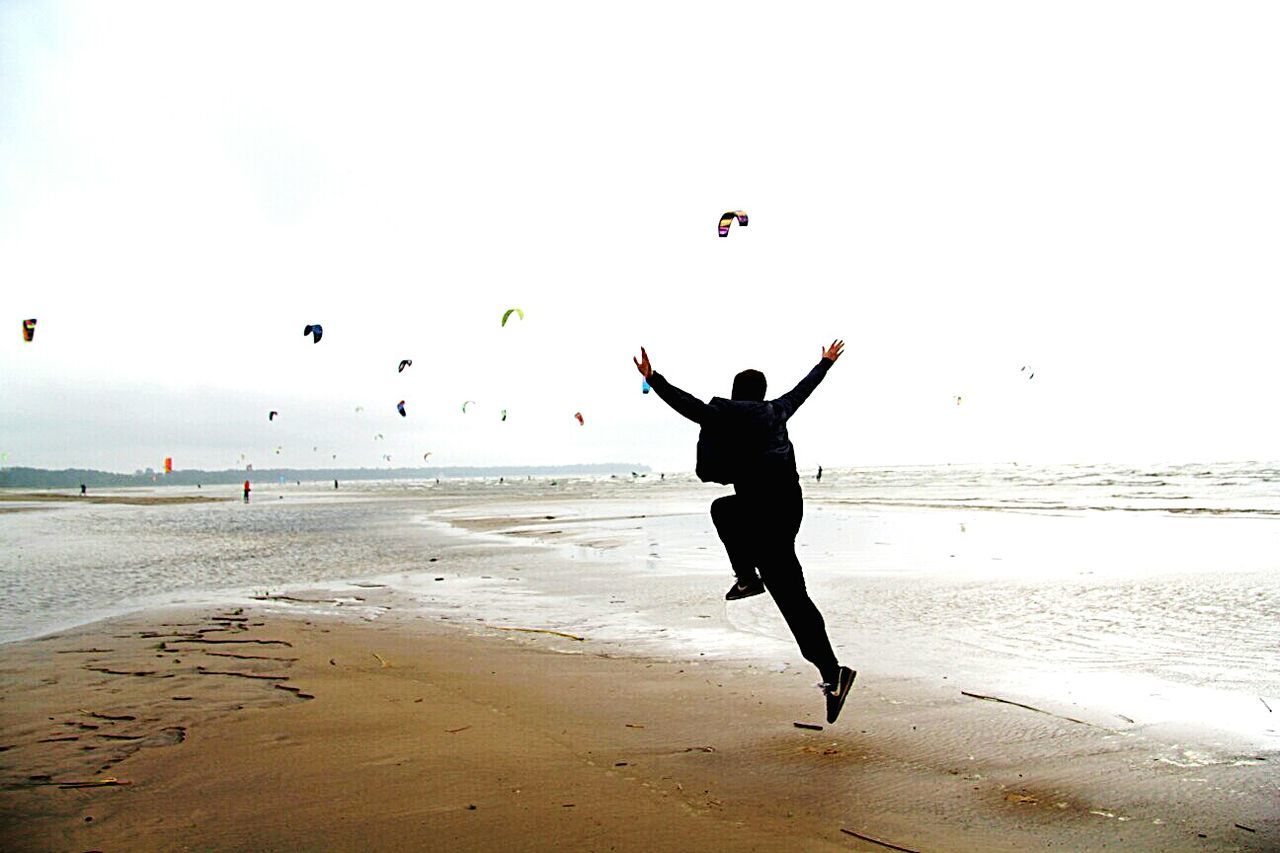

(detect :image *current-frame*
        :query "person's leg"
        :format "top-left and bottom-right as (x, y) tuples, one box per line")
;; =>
(710, 494), (759, 586)
(752, 486), (840, 683)
(759, 548), (840, 683)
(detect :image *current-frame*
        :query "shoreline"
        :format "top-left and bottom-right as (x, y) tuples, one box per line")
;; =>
(2, 601), (1275, 851)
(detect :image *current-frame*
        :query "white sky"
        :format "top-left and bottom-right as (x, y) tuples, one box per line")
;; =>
(2, 1), (1278, 473)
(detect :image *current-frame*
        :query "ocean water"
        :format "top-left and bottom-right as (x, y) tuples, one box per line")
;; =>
(2, 462), (1278, 750)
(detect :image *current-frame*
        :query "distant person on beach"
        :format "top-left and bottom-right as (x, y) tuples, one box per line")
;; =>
(633, 341), (856, 723)
(816, 466), (822, 482)
(334, 479), (339, 489)
(80, 483), (86, 496)
(243, 479), (251, 502)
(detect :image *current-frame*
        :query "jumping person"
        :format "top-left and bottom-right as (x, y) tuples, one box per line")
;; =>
(633, 341), (856, 723)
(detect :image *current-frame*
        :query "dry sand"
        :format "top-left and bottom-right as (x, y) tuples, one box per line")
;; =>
(1, 602), (1275, 852)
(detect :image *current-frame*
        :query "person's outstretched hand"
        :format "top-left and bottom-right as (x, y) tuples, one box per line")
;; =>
(822, 340), (845, 363)
(633, 347), (653, 378)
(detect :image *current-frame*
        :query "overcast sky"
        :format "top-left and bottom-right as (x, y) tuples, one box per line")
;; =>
(2, 1), (1277, 473)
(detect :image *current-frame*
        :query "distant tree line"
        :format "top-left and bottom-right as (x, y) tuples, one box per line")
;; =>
(0, 464), (652, 489)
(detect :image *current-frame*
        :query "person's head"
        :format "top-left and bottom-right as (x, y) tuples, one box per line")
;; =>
(731, 369), (767, 402)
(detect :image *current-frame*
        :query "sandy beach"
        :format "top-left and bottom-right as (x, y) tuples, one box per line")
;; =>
(2, 474), (1278, 851)
(1, 603), (1275, 851)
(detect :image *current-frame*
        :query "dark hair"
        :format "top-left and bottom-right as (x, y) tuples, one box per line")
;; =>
(731, 369), (767, 401)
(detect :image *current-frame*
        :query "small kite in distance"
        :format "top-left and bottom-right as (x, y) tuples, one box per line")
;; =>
(462, 400), (475, 413)
(268, 411), (279, 421)
(574, 412), (584, 426)
(355, 406), (364, 413)
(303, 324), (323, 343)
(1020, 366), (1036, 380)
(501, 308), (524, 327)
(954, 396), (963, 406)
(718, 211), (748, 237)
(398, 359), (412, 373)
(21, 319), (36, 342)
(382, 454), (392, 462)
(397, 400), (407, 417)
(501, 409), (508, 422)
(374, 433), (384, 440)
(423, 452), (432, 461)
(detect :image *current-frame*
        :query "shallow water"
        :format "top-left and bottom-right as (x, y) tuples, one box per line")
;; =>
(2, 462), (1278, 751)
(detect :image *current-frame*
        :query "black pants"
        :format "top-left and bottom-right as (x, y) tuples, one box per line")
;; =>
(710, 482), (840, 681)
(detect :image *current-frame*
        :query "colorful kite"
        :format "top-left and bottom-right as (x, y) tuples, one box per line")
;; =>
(718, 211), (748, 237)
(303, 324), (323, 343)
(21, 319), (36, 342)
(501, 308), (524, 327)
(164, 457), (173, 474)
(574, 412), (584, 426)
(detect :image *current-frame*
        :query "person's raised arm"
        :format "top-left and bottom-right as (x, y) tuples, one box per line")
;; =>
(634, 346), (712, 425)
(774, 339), (844, 420)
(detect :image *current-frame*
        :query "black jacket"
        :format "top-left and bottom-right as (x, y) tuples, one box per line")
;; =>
(647, 359), (832, 487)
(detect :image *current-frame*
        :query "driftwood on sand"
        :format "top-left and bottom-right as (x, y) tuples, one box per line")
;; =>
(494, 627), (585, 642)
(960, 690), (1091, 726)
(840, 827), (922, 852)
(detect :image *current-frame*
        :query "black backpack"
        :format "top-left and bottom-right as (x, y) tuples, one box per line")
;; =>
(696, 402), (758, 485)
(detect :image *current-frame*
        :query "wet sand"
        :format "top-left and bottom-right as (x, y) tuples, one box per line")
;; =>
(0, 492), (230, 506)
(2, 598), (1274, 852)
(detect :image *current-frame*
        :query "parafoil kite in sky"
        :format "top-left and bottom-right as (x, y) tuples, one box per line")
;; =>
(374, 433), (384, 440)
(501, 409), (508, 422)
(501, 308), (524, 327)
(1020, 366), (1036, 380)
(397, 400), (407, 417)
(304, 324), (323, 343)
(269, 411), (279, 421)
(574, 412), (584, 426)
(462, 400), (475, 413)
(355, 406), (364, 413)
(718, 211), (748, 237)
(398, 359), (413, 373)
(423, 452), (432, 461)
(164, 457), (173, 473)
(382, 454), (392, 462)
(21, 319), (36, 342)
(275, 446), (283, 454)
